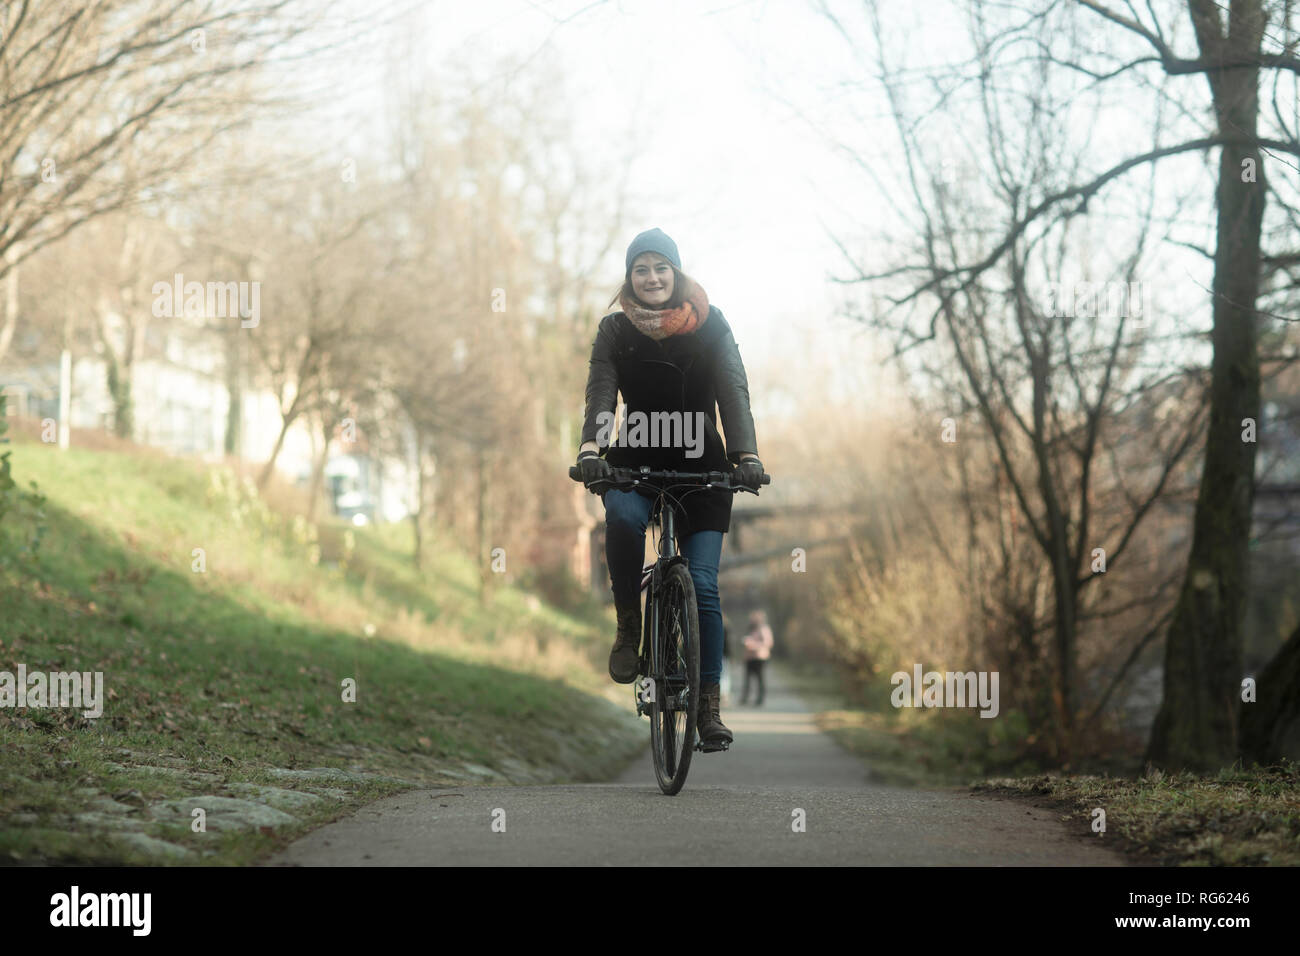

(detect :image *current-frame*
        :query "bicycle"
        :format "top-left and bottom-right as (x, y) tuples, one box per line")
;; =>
(569, 463), (771, 795)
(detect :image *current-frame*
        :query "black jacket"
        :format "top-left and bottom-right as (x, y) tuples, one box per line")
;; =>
(580, 305), (759, 534)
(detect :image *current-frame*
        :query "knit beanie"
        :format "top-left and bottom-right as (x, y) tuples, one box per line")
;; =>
(625, 228), (681, 273)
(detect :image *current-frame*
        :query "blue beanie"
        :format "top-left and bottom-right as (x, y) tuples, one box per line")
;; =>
(625, 228), (680, 273)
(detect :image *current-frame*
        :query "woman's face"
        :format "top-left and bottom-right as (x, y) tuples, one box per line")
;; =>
(630, 252), (674, 307)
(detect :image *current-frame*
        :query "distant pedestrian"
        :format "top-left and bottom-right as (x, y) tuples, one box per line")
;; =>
(740, 610), (773, 706)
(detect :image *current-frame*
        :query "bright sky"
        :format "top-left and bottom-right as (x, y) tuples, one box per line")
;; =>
(394, 0), (890, 396)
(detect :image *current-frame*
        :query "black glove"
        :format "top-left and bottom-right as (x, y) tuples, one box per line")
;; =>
(577, 450), (611, 488)
(734, 457), (764, 491)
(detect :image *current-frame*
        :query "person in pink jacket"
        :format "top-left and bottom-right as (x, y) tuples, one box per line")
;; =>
(741, 609), (774, 706)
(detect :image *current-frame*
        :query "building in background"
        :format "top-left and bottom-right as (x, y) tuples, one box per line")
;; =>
(1, 315), (415, 524)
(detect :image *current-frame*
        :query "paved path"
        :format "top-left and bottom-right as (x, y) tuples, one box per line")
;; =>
(270, 664), (1126, 866)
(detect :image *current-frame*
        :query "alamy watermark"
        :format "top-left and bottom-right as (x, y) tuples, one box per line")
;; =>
(1044, 280), (1144, 322)
(152, 273), (260, 328)
(594, 405), (708, 459)
(0, 664), (105, 718)
(50, 886), (150, 935)
(890, 664), (999, 718)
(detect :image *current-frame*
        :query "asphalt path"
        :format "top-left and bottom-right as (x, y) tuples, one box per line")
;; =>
(271, 663), (1127, 866)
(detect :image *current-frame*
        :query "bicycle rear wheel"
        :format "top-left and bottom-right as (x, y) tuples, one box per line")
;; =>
(649, 562), (700, 795)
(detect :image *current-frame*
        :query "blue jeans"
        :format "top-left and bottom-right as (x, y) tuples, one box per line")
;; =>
(602, 488), (725, 686)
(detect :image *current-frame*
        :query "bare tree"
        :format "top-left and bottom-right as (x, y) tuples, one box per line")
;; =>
(0, 0), (360, 368)
(1102, 0), (1280, 772)
(244, 182), (396, 490)
(378, 41), (633, 580)
(811, 0), (1257, 757)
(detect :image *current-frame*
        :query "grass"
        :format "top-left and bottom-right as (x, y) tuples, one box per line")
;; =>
(0, 429), (643, 864)
(975, 764), (1300, 866)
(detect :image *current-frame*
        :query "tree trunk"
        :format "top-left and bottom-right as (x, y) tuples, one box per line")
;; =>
(1048, 538), (1078, 753)
(257, 377), (309, 490)
(0, 258), (17, 367)
(306, 413), (330, 522)
(258, 408), (296, 490)
(1147, 3), (1264, 770)
(105, 348), (133, 440)
(98, 296), (139, 442)
(225, 325), (242, 457)
(411, 429), (425, 570)
(1025, 267), (1079, 751)
(1239, 620), (1300, 765)
(476, 444), (487, 604)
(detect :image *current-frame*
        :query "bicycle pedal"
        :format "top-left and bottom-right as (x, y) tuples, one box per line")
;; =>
(695, 739), (731, 753)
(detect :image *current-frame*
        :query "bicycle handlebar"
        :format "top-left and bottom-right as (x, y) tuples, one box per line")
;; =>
(568, 463), (770, 494)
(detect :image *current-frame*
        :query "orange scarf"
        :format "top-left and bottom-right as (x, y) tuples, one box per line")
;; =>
(620, 274), (710, 340)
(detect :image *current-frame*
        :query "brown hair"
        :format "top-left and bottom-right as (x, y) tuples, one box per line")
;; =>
(608, 253), (686, 311)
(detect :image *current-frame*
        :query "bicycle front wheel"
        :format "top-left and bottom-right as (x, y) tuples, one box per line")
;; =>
(649, 561), (700, 795)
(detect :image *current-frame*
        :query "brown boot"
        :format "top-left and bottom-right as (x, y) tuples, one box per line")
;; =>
(696, 682), (733, 749)
(608, 600), (641, 684)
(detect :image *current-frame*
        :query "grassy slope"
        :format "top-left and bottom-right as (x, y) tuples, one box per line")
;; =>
(0, 434), (642, 864)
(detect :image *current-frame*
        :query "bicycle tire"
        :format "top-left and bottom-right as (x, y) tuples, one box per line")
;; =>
(649, 561), (700, 795)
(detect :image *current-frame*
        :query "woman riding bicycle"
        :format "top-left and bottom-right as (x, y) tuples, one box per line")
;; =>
(575, 227), (764, 750)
